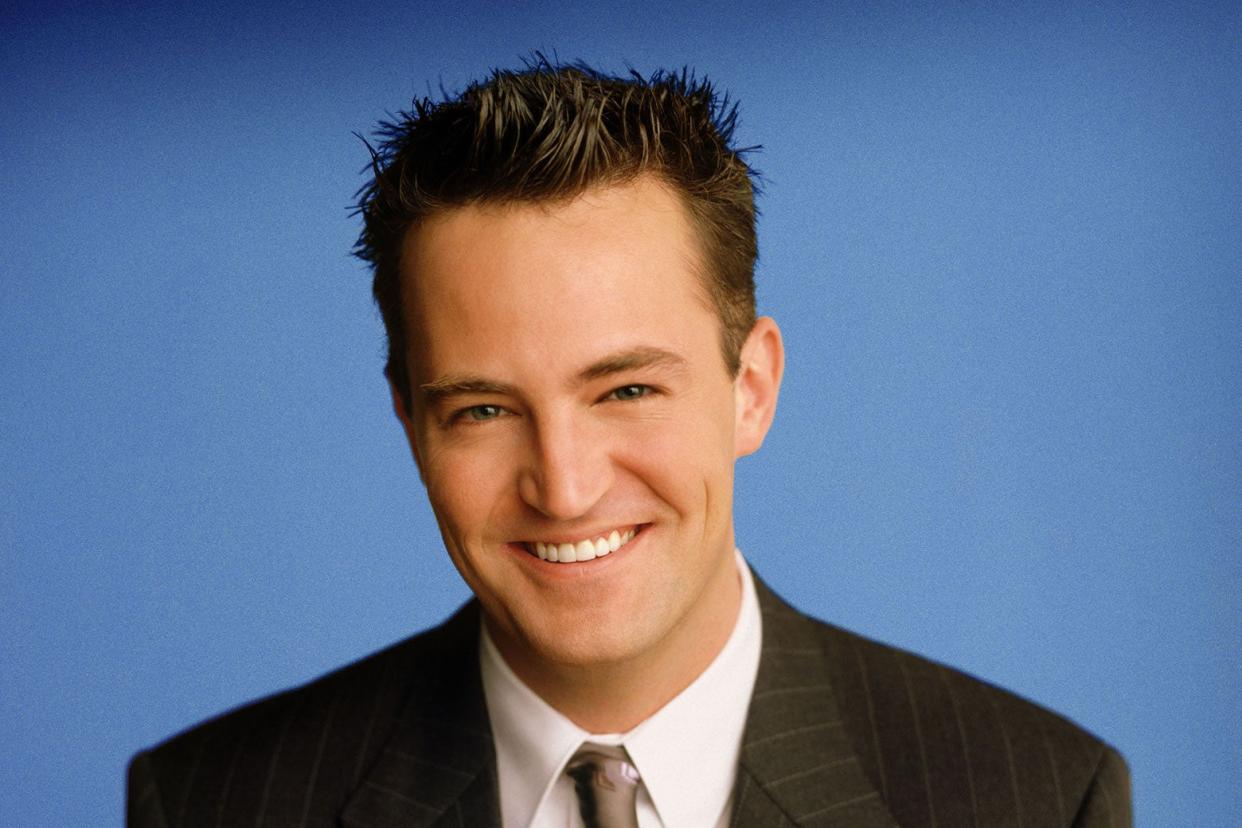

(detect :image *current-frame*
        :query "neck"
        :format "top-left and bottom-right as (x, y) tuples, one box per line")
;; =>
(491, 557), (743, 733)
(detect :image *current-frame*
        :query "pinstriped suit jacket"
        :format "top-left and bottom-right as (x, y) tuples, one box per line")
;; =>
(128, 577), (1131, 827)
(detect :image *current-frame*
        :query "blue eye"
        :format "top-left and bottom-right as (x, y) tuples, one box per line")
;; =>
(464, 405), (502, 421)
(610, 385), (650, 401)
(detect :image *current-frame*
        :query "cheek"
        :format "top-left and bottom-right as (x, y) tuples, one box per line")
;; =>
(616, 411), (735, 504)
(422, 444), (516, 539)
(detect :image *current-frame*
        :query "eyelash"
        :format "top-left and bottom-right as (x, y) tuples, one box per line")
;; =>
(607, 384), (652, 402)
(448, 384), (656, 425)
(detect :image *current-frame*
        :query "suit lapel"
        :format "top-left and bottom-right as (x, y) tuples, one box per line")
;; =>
(339, 603), (501, 828)
(734, 579), (899, 827)
(336, 580), (895, 827)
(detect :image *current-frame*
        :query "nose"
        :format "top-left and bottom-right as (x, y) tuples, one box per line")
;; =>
(518, 411), (613, 520)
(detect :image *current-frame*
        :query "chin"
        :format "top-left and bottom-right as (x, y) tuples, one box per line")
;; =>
(508, 610), (661, 671)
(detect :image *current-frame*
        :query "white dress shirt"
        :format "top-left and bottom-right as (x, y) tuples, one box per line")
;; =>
(480, 550), (763, 828)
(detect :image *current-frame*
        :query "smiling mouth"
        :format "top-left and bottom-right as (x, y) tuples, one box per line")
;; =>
(523, 526), (641, 563)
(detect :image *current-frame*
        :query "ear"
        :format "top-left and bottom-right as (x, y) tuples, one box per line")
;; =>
(733, 316), (784, 458)
(388, 373), (427, 482)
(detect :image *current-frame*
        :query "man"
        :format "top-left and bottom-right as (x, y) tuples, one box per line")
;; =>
(128, 63), (1131, 827)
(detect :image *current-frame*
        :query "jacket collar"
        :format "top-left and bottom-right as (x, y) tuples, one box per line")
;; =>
(338, 576), (898, 828)
(733, 577), (899, 827)
(339, 602), (501, 828)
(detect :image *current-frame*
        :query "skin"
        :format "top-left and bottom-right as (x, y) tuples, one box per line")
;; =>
(391, 176), (784, 732)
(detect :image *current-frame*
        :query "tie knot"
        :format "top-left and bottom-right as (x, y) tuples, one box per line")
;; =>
(566, 743), (641, 828)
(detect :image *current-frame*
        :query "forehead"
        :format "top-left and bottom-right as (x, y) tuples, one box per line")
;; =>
(398, 178), (724, 384)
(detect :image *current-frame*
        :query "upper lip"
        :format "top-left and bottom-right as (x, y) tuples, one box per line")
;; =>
(516, 524), (642, 545)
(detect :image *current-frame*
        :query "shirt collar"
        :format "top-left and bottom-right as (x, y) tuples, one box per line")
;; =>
(480, 550), (763, 828)
(479, 621), (586, 827)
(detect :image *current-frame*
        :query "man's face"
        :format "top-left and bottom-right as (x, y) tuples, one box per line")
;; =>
(393, 177), (779, 679)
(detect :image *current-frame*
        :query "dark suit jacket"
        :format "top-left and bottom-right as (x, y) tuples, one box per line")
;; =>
(128, 578), (1130, 826)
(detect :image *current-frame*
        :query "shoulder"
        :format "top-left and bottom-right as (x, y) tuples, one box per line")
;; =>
(128, 603), (478, 826)
(757, 582), (1131, 826)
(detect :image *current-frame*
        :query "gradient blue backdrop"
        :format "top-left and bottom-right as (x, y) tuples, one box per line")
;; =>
(2, 1), (1238, 825)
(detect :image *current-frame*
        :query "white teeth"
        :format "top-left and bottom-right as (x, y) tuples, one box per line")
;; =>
(528, 527), (639, 564)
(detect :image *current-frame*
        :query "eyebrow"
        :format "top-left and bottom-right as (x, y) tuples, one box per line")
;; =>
(576, 346), (688, 383)
(418, 346), (688, 405)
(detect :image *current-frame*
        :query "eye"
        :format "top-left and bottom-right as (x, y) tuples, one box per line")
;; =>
(458, 404), (504, 422)
(608, 384), (651, 401)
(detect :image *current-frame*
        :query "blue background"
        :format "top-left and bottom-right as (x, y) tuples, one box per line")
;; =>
(2, 1), (1238, 824)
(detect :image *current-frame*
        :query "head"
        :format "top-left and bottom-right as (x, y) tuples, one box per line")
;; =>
(353, 62), (782, 712)
(354, 60), (760, 412)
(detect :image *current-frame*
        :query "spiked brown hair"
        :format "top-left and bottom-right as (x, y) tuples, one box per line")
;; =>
(353, 60), (760, 409)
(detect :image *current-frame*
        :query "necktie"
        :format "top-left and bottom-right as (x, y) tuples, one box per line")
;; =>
(565, 743), (641, 828)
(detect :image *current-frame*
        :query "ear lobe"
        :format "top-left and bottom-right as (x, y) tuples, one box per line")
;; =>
(388, 375), (427, 481)
(733, 317), (785, 458)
